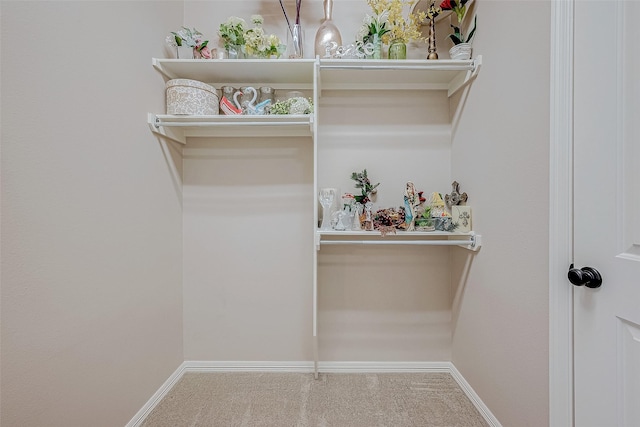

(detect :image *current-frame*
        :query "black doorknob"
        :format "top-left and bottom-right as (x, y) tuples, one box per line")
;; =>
(568, 264), (602, 288)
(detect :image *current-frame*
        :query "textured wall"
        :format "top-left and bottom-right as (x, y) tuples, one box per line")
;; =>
(1, 2), (184, 426)
(450, 1), (551, 426)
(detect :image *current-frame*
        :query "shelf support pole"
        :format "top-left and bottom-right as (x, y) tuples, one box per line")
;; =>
(448, 55), (483, 97)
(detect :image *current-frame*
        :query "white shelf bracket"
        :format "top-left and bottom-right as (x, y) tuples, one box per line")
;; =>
(148, 113), (186, 145)
(459, 233), (481, 251)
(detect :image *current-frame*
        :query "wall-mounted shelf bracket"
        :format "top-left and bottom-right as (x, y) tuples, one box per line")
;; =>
(448, 55), (482, 97)
(148, 113), (186, 145)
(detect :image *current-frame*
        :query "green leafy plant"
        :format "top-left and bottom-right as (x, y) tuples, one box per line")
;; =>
(449, 15), (477, 45)
(351, 169), (380, 204)
(167, 27), (206, 47)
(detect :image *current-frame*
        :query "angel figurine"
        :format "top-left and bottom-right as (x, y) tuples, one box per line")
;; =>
(403, 181), (420, 231)
(363, 201), (374, 231)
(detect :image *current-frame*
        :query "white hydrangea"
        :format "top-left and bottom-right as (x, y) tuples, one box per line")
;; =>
(251, 14), (264, 25)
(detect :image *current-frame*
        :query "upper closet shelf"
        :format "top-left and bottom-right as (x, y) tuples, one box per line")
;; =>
(152, 56), (482, 96)
(318, 56), (482, 96)
(152, 58), (317, 86)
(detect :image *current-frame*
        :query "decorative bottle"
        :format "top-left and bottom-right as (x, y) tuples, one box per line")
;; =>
(314, 0), (342, 58)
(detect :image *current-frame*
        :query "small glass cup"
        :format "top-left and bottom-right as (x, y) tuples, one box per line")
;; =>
(318, 188), (336, 230)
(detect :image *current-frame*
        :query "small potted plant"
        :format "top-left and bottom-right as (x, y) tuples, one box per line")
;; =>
(218, 16), (247, 58)
(440, 0), (477, 60)
(356, 9), (390, 59)
(166, 27), (210, 59)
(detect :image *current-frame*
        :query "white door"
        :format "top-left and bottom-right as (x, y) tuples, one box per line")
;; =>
(573, 1), (640, 426)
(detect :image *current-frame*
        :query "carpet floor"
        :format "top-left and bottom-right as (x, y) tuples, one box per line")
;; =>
(140, 372), (489, 427)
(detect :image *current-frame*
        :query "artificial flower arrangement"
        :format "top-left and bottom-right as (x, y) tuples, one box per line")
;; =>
(351, 169), (379, 204)
(166, 27), (211, 58)
(440, 0), (477, 45)
(244, 15), (286, 58)
(356, 8), (390, 48)
(218, 16), (246, 51)
(365, 0), (427, 45)
(219, 15), (285, 58)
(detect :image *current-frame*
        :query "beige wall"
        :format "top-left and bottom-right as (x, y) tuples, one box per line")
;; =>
(450, 1), (551, 426)
(1, 2), (185, 426)
(182, 1), (459, 362)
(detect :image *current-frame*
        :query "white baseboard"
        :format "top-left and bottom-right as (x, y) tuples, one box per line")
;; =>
(127, 361), (501, 427)
(183, 360), (453, 373)
(125, 362), (187, 427)
(449, 365), (503, 427)
(184, 360), (314, 372)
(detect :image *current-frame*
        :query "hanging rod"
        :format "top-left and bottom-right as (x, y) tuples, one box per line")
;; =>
(319, 64), (475, 72)
(320, 237), (477, 248)
(154, 117), (311, 129)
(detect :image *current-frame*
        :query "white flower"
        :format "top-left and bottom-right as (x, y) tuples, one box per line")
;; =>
(226, 16), (246, 27)
(356, 25), (369, 42)
(267, 34), (280, 47)
(376, 10), (389, 26)
(251, 14), (264, 25)
(289, 97), (313, 115)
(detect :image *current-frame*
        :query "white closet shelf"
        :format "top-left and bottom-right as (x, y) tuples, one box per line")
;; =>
(318, 56), (482, 96)
(148, 113), (314, 144)
(152, 56), (481, 95)
(152, 58), (317, 86)
(315, 230), (481, 251)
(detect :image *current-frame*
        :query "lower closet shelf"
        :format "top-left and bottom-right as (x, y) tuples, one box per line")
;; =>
(315, 230), (481, 251)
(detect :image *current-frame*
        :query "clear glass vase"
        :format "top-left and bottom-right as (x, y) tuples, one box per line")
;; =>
(318, 188), (336, 230)
(388, 39), (407, 60)
(287, 24), (304, 59)
(372, 34), (382, 59)
(226, 45), (245, 59)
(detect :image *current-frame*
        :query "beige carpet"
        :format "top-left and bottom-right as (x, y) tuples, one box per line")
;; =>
(140, 372), (489, 427)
